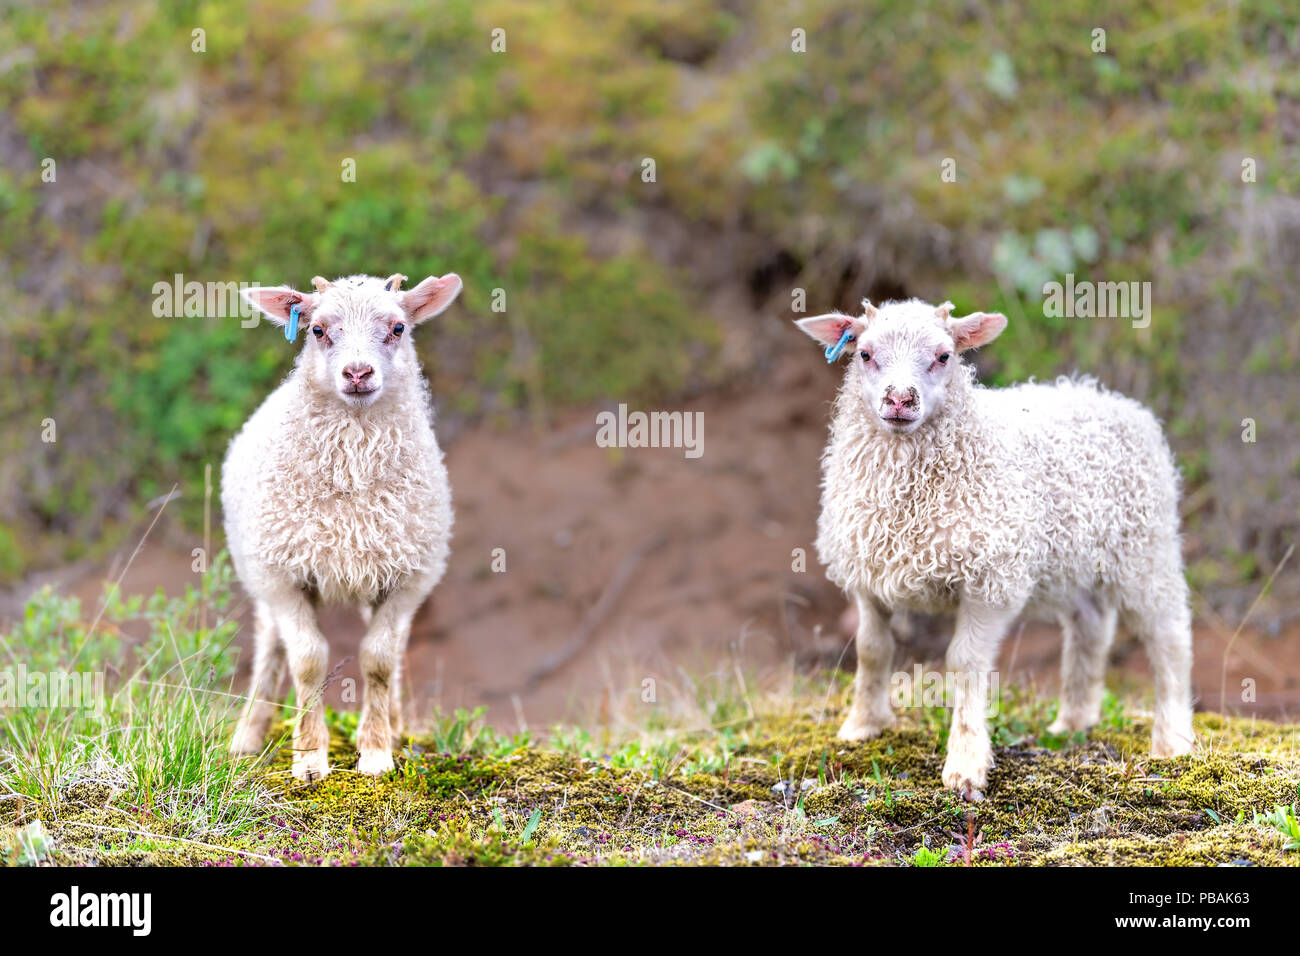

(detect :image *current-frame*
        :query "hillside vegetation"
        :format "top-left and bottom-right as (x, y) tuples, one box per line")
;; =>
(1, 0), (1297, 612)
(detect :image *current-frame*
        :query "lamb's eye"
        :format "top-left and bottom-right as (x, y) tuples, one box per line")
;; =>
(312, 326), (324, 339)
(938, 352), (950, 364)
(859, 350), (871, 362)
(392, 323), (404, 337)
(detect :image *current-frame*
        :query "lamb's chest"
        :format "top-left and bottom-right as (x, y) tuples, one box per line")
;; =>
(257, 431), (448, 599)
(818, 473), (970, 609)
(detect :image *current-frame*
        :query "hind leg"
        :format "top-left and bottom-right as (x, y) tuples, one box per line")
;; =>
(1123, 573), (1195, 757)
(231, 600), (285, 755)
(1048, 594), (1118, 734)
(389, 654), (405, 746)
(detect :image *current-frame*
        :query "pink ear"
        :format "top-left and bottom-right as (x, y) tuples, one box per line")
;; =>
(795, 312), (863, 348)
(401, 274), (463, 324)
(240, 285), (311, 327)
(947, 311), (1007, 351)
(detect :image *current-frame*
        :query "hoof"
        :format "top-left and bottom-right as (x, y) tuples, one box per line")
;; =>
(1150, 732), (1195, 759)
(836, 713), (894, 743)
(291, 750), (331, 783)
(958, 783), (984, 803)
(1047, 711), (1097, 736)
(357, 749), (395, 776)
(1151, 714), (1196, 757)
(942, 745), (992, 802)
(942, 772), (986, 803)
(1046, 718), (1087, 736)
(230, 723), (266, 757)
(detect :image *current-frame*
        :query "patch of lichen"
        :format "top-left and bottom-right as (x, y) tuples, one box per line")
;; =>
(7, 708), (1299, 867)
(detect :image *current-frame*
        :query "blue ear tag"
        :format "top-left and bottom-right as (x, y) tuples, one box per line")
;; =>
(824, 326), (855, 363)
(286, 303), (300, 342)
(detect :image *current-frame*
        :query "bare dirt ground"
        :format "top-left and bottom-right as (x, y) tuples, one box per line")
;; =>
(21, 355), (1300, 731)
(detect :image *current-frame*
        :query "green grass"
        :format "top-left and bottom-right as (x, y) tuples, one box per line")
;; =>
(1254, 797), (1300, 852)
(0, 556), (283, 847)
(910, 843), (949, 867)
(4, 566), (1300, 866)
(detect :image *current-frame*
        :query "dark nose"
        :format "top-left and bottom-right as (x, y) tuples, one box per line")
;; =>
(343, 363), (374, 385)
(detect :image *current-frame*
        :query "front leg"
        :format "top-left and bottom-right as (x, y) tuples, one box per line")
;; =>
(266, 586), (332, 783)
(942, 594), (1022, 802)
(837, 594), (895, 741)
(357, 582), (427, 775)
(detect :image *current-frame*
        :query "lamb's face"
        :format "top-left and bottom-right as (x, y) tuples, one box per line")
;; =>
(304, 280), (410, 408)
(849, 305), (960, 434)
(796, 298), (1007, 435)
(241, 272), (463, 410)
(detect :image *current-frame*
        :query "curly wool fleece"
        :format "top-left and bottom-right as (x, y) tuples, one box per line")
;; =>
(802, 297), (1193, 798)
(222, 283), (452, 607)
(223, 379), (451, 605)
(816, 361), (1186, 623)
(224, 272), (464, 782)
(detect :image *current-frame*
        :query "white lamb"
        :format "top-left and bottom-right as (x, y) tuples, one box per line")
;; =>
(225, 271), (461, 781)
(796, 298), (1195, 801)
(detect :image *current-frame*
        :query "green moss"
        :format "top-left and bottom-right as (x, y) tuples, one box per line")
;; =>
(7, 705), (1299, 867)
(4, 580), (1298, 866)
(1043, 828), (1292, 867)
